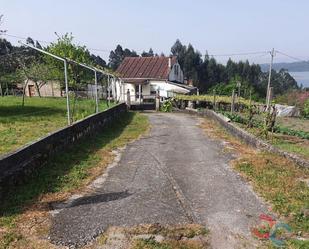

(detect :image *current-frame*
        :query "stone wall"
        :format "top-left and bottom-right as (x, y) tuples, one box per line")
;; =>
(0, 103), (127, 197)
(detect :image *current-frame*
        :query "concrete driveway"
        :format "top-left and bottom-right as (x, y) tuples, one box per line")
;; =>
(50, 113), (268, 248)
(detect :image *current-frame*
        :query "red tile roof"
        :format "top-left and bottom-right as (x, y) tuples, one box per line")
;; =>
(116, 56), (177, 82)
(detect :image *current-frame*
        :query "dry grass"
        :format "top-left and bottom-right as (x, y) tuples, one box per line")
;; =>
(199, 117), (309, 248)
(84, 224), (210, 249)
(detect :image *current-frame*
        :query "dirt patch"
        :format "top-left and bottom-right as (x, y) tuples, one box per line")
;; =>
(83, 224), (210, 249)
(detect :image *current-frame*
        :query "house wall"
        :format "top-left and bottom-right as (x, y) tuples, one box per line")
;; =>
(168, 62), (184, 83)
(116, 81), (151, 102)
(25, 80), (62, 97)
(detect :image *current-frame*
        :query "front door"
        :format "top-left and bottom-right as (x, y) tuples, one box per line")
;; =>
(135, 85), (143, 101)
(28, 85), (35, 97)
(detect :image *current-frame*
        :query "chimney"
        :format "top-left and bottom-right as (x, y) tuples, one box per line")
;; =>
(168, 57), (172, 68)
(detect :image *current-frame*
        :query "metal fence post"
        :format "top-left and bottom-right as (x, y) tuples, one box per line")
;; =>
(231, 89), (235, 113)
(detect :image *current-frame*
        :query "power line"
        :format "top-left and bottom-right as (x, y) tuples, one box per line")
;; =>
(3, 33), (272, 58)
(3, 33), (309, 64)
(208, 51), (269, 57)
(275, 50), (309, 64)
(2, 33), (111, 54)
(1, 33), (51, 44)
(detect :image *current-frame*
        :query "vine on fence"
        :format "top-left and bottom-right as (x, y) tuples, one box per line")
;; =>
(175, 94), (253, 106)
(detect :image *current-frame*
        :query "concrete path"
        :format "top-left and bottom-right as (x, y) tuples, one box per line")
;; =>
(50, 113), (268, 248)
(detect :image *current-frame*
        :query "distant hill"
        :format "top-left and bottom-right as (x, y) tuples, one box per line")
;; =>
(260, 61), (309, 72)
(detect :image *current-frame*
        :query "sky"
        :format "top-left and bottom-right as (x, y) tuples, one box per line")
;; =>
(1, 0), (309, 64)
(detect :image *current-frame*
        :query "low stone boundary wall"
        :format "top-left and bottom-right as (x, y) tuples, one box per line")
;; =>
(182, 108), (309, 168)
(0, 103), (127, 197)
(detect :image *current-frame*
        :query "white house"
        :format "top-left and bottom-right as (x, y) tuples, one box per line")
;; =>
(113, 56), (196, 104)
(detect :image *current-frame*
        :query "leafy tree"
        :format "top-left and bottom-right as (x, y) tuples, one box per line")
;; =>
(45, 33), (93, 88)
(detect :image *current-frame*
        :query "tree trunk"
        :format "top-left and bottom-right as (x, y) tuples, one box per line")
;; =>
(22, 79), (29, 107)
(34, 80), (41, 97)
(0, 82), (3, 97)
(5, 82), (9, 95)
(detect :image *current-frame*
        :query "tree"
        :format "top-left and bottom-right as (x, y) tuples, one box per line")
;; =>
(108, 45), (138, 70)
(182, 44), (202, 85)
(90, 54), (106, 68)
(226, 58), (237, 79)
(141, 48), (154, 57)
(0, 39), (15, 96)
(45, 33), (93, 88)
(171, 39), (186, 68)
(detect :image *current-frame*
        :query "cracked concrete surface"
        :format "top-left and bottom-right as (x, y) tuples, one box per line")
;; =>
(50, 113), (268, 248)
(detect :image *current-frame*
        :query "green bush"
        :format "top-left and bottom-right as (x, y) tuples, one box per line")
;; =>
(161, 100), (172, 112)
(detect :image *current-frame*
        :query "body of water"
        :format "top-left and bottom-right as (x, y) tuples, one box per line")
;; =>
(289, 71), (309, 88)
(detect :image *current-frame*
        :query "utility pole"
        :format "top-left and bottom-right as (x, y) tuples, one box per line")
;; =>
(107, 75), (111, 106)
(266, 48), (275, 109)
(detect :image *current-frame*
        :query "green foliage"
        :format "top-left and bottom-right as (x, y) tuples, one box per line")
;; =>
(208, 82), (236, 96)
(169, 40), (299, 99)
(219, 110), (309, 140)
(45, 33), (93, 87)
(175, 94), (252, 106)
(274, 126), (309, 139)
(109, 44), (138, 70)
(161, 99), (173, 112)
(141, 48), (155, 57)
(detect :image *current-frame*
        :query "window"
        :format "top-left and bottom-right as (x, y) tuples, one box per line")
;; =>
(150, 86), (157, 95)
(135, 85), (143, 99)
(175, 65), (179, 76)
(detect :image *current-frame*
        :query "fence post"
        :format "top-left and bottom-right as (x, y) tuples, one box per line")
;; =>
(231, 90), (235, 113)
(268, 87), (273, 105)
(156, 90), (160, 111)
(126, 89), (131, 109)
(213, 90), (216, 111)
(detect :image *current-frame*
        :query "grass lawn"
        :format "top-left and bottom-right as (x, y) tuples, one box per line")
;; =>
(240, 125), (309, 160)
(0, 96), (113, 156)
(225, 111), (309, 160)
(0, 111), (149, 249)
(272, 135), (309, 160)
(200, 118), (309, 249)
(277, 117), (309, 133)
